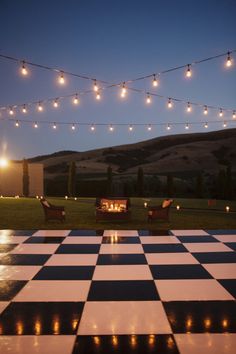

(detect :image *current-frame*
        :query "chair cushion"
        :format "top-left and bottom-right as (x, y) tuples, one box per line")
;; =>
(42, 200), (50, 208)
(162, 199), (173, 208)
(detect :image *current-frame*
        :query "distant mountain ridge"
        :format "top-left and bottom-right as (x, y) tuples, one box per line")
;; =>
(25, 128), (236, 177)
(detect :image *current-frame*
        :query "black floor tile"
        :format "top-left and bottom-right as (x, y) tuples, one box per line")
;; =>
(73, 334), (179, 354)
(193, 252), (236, 263)
(102, 236), (140, 244)
(0, 280), (27, 301)
(143, 244), (187, 253)
(219, 279), (236, 298)
(0, 254), (50, 265)
(150, 265), (213, 279)
(24, 237), (65, 244)
(56, 244), (100, 254)
(0, 244), (18, 253)
(206, 229), (236, 235)
(33, 266), (95, 280)
(138, 230), (170, 236)
(88, 280), (159, 301)
(69, 230), (103, 236)
(0, 302), (84, 334)
(163, 301), (236, 333)
(177, 236), (219, 243)
(97, 254), (147, 265)
(224, 242), (236, 251)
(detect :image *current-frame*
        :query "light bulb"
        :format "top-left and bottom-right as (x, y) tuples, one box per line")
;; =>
(9, 107), (14, 115)
(203, 106), (208, 115)
(226, 52), (232, 67)
(152, 74), (158, 87)
(53, 123), (57, 129)
(21, 61), (28, 76)
(186, 64), (192, 78)
(71, 124), (75, 130)
(0, 158), (8, 168)
(96, 92), (101, 100)
(233, 111), (236, 119)
(91, 124), (95, 131)
(204, 122), (208, 128)
(219, 109), (223, 117)
(109, 125), (114, 131)
(34, 122), (38, 128)
(37, 102), (43, 112)
(129, 125), (133, 131)
(167, 123), (171, 130)
(147, 124), (152, 131)
(187, 102), (192, 113)
(58, 71), (65, 84)
(53, 99), (59, 108)
(167, 98), (173, 108)
(146, 93), (151, 104)
(185, 123), (189, 130)
(223, 121), (227, 128)
(22, 105), (27, 114)
(73, 94), (79, 105)
(15, 120), (19, 127)
(93, 80), (98, 92)
(121, 82), (127, 97)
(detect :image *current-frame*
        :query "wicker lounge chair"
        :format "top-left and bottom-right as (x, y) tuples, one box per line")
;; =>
(40, 198), (65, 222)
(147, 199), (173, 222)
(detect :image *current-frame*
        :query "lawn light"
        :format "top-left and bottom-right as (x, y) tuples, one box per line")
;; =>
(176, 205), (180, 210)
(36, 195), (39, 199)
(144, 202), (148, 208)
(74, 197), (77, 201)
(226, 206), (230, 213)
(65, 196), (68, 200)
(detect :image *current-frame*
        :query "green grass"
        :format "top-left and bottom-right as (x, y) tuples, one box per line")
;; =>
(0, 197), (236, 230)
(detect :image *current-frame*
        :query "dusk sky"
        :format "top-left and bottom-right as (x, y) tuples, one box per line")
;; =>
(0, 0), (235, 160)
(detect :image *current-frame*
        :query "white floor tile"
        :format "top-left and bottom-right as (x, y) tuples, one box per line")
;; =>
(99, 244), (143, 254)
(175, 333), (236, 354)
(155, 279), (234, 301)
(140, 236), (180, 244)
(145, 253), (199, 265)
(62, 237), (102, 244)
(171, 230), (209, 236)
(0, 302), (9, 314)
(0, 335), (76, 354)
(9, 244), (59, 254)
(45, 254), (98, 266)
(0, 266), (42, 280)
(0, 236), (29, 244)
(213, 235), (236, 242)
(78, 301), (171, 335)
(32, 230), (71, 237)
(202, 264), (236, 279)
(93, 265), (152, 280)
(184, 243), (233, 253)
(13, 280), (91, 301)
(103, 230), (139, 236)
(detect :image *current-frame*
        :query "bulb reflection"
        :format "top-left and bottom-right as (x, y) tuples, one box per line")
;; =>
(34, 318), (42, 335)
(16, 320), (24, 335)
(148, 334), (155, 346)
(52, 315), (60, 335)
(112, 335), (118, 346)
(130, 335), (137, 348)
(167, 336), (174, 349)
(93, 336), (100, 346)
(204, 318), (211, 330)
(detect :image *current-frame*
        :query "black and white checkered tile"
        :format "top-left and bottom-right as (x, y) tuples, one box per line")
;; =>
(0, 229), (236, 354)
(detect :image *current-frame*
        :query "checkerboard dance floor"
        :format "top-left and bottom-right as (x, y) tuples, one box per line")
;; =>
(0, 229), (236, 354)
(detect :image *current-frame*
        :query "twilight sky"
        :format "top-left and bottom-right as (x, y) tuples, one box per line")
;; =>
(0, 0), (235, 159)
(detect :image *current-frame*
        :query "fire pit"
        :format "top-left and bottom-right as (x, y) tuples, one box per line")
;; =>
(95, 198), (131, 222)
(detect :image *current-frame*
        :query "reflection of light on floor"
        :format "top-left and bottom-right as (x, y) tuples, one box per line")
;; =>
(167, 336), (174, 349)
(222, 319), (229, 329)
(130, 334), (137, 348)
(34, 318), (41, 335)
(16, 320), (24, 335)
(112, 335), (118, 346)
(148, 334), (155, 346)
(52, 315), (60, 335)
(0, 324), (3, 335)
(204, 318), (211, 330)
(93, 336), (100, 346)
(186, 316), (192, 333)
(72, 318), (78, 331)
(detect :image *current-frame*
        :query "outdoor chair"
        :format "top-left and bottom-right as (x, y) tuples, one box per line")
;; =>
(147, 199), (174, 222)
(40, 198), (65, 222)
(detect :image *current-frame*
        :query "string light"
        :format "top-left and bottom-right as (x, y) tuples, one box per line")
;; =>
(22, 104), (27, 114)
(37, 102), (43, 112)
(109, 124), (114, 132)
(58, 71), (65, 85)
(73, 94), (79, 105)
(226, 52), (232, 67)
(152, 74), (158, 87)
(129, 125), (133, 131)
(96, 92), (101, 100)
(146, 93), (151, 104)
(9, 107), (14, 115)
(185, 123), (189, 130)
(71, 124), (75, 130)
(233, 111), (236, 119)
(15, 120), (19, 127)
(186, 64), (192, 78)
(121, 82), (127, 98)
(53, 123), (57, 129)
(186, 102), (192, 113)
(20, 61), (28, 76)
(167, 98), (173, 108)
(90, 124), (95, 131)
(203, 105), (208, 115)
(147, 124), (152, 131)
(53, 99), (59, 108)
(34, 122), (38, 128)
(204, 122), (208, 128)
(167, 123), (171, 130)
(219, 109), (223, 117)
(223, 121), (227, 128)
(93, 79), (98, 92)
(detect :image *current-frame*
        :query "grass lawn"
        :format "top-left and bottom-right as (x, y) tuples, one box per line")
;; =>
(0, 197), (236, 230)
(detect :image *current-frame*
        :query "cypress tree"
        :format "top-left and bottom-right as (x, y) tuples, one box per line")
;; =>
(137, 167), (144, 197)
(22, 159), (29, 197)
(167, 174), (174, 197)
(68, 161), (76, 197)
(106, 165), (113, 196)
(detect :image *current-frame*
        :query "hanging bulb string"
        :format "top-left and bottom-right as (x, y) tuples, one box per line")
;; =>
(0, 48), (235, 88)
